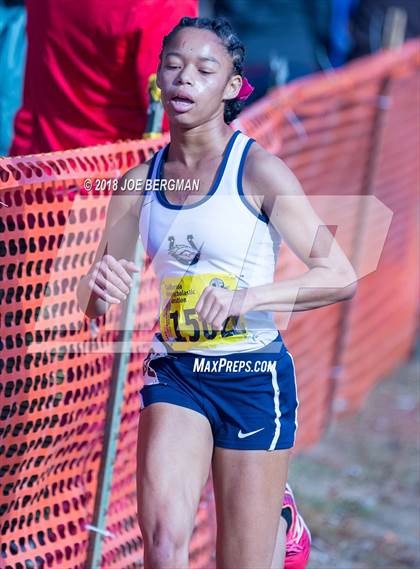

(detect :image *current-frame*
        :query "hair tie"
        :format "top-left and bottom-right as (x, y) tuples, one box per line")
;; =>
(236, 76), (255, 101)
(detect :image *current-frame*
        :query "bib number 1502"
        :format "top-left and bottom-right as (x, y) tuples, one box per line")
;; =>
(169, 308), (244, 342)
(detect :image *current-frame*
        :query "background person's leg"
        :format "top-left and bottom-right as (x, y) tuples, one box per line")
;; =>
(212, 447), (291, 569)
(137, 402), (214, 569)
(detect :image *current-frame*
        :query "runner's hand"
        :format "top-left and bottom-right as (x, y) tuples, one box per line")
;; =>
(86, 255), (140, 304)
(195, 286), (248, 329)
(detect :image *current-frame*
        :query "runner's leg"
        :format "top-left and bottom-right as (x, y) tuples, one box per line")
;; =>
(137, 403), (214, 569)
(272, 515), (288, 569)
(212, 447), (291, 568)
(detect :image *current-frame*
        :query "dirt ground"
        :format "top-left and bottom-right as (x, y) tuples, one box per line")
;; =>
(288, 337), (420, 569)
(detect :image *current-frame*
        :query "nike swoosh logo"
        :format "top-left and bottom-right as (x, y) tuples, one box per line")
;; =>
(237, 428), (265, 439)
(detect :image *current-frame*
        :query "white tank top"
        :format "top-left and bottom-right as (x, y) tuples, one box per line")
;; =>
(138, 129), (282, 355)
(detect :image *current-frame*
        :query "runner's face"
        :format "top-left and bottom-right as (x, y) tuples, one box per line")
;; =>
(157, 27), (241, 127)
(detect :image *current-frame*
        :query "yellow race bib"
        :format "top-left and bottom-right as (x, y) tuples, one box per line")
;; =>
(159, 273), (248, 350)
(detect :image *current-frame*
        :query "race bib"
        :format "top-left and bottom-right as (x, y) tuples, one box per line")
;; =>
(159, 273), (248, 350)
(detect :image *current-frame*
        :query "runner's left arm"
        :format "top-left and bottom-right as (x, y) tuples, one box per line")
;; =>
(241, 145), (358, 313)
(196, 145), (358, 326)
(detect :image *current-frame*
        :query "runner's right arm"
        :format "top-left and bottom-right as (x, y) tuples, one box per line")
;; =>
(76, 161), (151, 319)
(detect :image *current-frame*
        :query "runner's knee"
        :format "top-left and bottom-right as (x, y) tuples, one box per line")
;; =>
(141, 515), (190, 561)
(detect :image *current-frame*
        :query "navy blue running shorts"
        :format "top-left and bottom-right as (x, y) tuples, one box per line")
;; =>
(139, 332), (299, 451)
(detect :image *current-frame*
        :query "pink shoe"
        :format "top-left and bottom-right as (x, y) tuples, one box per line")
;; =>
(283, 483), (312, 569)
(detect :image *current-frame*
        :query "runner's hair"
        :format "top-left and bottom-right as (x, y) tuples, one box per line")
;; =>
(160, 16), (246, 124)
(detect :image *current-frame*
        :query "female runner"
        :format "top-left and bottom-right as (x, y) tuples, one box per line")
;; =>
(78, 16), (357, 569)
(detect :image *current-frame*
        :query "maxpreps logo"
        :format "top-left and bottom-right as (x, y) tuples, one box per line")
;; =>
(193, 358), (276, 374)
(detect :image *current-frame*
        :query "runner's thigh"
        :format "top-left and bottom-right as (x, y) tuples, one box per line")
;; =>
(137, 402), (214, 544)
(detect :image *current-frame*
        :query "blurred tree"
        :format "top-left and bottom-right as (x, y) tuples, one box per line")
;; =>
(211, 0), (332, 102)
(349, 0), (420, 59)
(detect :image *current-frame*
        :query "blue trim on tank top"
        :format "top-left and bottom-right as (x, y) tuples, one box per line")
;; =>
(146, 151), (158, 179)
(154, 129), (241, 210)
(141, 151), (160, 201)
(237, 138), (270, 224)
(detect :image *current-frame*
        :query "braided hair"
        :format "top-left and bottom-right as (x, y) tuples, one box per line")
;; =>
(160, 16), (246, 124)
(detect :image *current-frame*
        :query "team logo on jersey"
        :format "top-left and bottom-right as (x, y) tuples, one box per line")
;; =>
(168, 234), (201, 265)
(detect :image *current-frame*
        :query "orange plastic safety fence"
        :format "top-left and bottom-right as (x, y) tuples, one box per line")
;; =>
(235, 38), (419, 434)
(330, 67), (419, 415)
(1, 40), (419, 568)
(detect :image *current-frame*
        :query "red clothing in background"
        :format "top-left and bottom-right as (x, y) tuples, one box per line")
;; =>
(10, 0), (197, 155)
